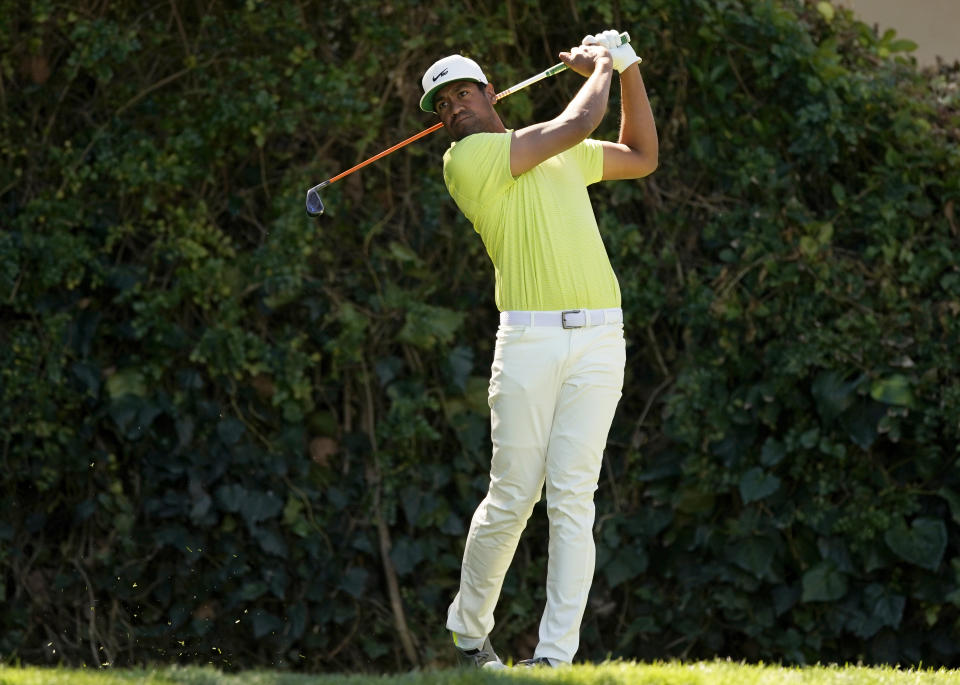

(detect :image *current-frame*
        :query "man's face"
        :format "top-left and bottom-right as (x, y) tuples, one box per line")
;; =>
(434, 80), (497, 140)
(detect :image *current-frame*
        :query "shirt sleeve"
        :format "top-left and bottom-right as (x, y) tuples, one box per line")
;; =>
(442, 132), (514, 222)
(569, 138), (605, 186)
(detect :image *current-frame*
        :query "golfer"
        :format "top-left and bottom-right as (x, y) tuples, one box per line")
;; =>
(420, 30), (658, 668)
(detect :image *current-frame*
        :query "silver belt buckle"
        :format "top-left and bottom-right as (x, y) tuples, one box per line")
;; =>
(561, 309), (584, 329)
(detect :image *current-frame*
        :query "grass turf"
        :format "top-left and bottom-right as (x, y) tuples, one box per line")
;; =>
(2, 662), (960, 685)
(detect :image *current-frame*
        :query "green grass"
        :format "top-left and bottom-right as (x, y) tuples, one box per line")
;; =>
(2, 662), (960, 685)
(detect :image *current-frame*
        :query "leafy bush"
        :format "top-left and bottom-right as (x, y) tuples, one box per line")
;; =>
(1, 0), (958, 672)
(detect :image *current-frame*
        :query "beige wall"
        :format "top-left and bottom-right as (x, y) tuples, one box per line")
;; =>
(837, 0), (960, 66)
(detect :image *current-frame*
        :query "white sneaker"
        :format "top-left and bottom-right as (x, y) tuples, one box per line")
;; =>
(455, 635), (505, 669)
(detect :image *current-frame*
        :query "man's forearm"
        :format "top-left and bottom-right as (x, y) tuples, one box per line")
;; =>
(617, 65), (658, 161)
(561, 58), (614, 135)
(510, 49), (614, 177)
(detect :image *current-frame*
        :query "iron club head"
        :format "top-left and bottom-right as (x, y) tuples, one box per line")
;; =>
(306, 180), (329, 217)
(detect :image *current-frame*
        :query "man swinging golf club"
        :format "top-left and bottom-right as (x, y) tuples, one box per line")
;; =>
(420, 30), (659, 668)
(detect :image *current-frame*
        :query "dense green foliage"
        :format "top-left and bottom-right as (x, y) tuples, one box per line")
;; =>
(2, 0), (959, 674)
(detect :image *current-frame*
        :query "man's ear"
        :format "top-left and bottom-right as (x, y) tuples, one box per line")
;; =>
(484, 82), (497, 105)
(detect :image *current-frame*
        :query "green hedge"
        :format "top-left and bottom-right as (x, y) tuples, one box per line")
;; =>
(2, 0), (959, 672)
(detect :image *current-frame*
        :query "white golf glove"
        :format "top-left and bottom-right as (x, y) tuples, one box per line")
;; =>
(581, 29), (642, 73)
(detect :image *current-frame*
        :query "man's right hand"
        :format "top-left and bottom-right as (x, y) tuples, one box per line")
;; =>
(559, 45), (613, 78)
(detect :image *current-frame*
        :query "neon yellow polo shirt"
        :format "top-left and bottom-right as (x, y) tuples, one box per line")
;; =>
(442, 132), (621, 312)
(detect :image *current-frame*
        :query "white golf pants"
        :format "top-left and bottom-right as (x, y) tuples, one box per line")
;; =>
(446, 316), (626, 663)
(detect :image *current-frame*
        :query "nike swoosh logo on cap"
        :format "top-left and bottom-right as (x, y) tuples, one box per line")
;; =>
(432, 68), (449, 82)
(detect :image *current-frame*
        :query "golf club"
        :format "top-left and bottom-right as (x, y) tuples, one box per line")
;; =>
(305, 32), (632, 217)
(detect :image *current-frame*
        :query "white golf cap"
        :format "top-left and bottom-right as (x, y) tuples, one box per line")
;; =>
(420, 54), (488, 113)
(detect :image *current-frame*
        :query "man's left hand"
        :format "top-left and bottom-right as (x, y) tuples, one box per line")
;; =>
(582, 30), (642, 73)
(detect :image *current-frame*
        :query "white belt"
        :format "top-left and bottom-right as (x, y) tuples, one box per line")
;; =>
(499, 308), (623, 329)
